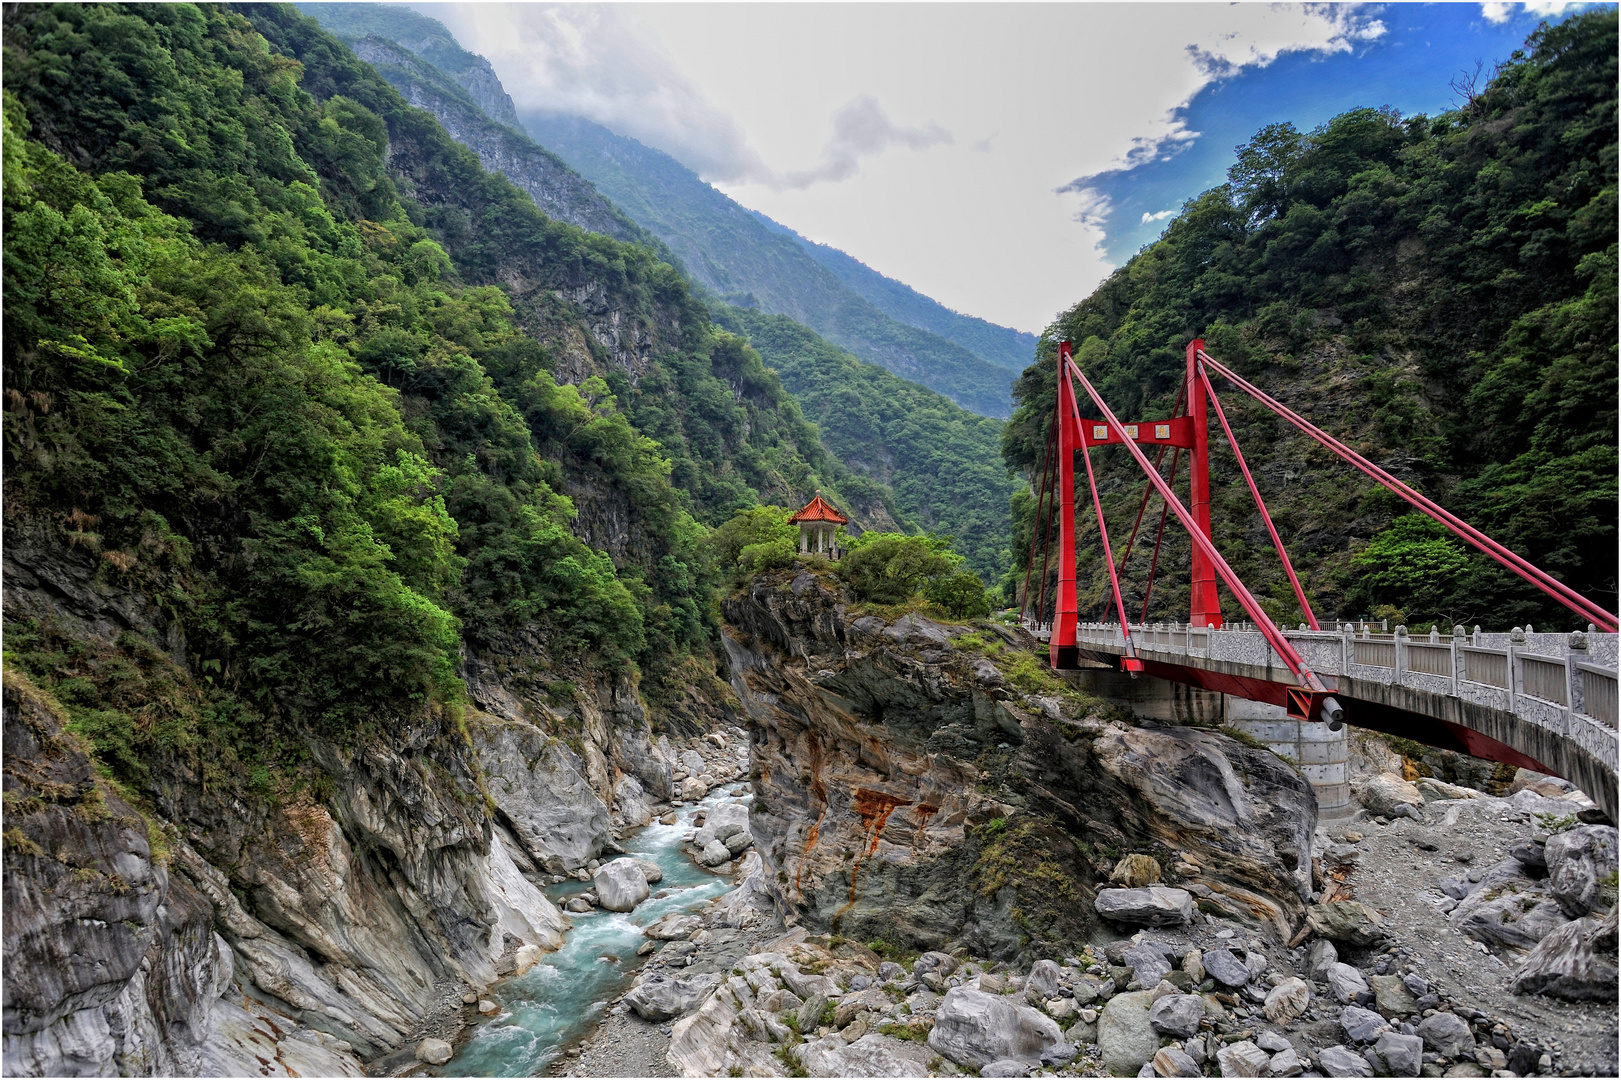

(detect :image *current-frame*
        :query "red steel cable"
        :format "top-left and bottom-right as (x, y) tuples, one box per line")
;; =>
(1200, 364), (1320, 630)
(1079, 435), (1141, 664)
(1198, 350), (1617, 631)
(1065, 359), (1327, 689)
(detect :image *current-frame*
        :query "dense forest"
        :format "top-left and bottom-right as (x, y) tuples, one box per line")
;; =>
(1005, 11), (1618, 632)
(0, 2), (952, 793)
(294, 0), (1016, 580)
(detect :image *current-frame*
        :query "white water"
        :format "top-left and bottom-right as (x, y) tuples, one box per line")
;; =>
(447, 787), (749, 1076)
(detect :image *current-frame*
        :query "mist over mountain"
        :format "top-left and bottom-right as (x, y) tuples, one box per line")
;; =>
(522, 110), (1020, 418)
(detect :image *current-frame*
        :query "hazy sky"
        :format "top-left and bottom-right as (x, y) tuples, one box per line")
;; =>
(420, 2), (1599, 334)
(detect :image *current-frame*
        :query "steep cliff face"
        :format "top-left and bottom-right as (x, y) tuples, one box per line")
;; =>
(1, 531), (702, 1076)
(722, 567), (1317, 960)
(344, 34), (647, 246)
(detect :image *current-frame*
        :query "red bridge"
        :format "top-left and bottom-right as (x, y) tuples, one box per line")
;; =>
(1018, 339), (1618, 820)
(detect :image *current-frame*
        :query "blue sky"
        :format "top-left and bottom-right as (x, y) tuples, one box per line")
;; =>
(1086, 3), (1605, 264)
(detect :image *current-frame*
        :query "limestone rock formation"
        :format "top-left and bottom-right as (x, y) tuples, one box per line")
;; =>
(721, 568), (1317, 958)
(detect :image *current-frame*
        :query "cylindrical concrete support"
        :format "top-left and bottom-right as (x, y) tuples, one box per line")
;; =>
(1225, 696), (1351, 820)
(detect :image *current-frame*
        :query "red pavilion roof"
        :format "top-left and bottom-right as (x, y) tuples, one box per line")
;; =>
(789, 493), (848, 525)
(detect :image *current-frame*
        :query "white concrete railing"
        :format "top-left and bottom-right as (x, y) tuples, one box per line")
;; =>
(1026, 618), (1619, 768)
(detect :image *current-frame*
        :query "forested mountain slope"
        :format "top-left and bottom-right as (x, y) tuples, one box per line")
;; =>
(1, 0), (898, 777)
(0, 4), (947, 1069)
(772, 221), (1039, 373)
(522, 110), (1018, 418)
(1005, 12), (1618, 631)
(713, 305), (1013, 580)
(294, 0), (1014, 579)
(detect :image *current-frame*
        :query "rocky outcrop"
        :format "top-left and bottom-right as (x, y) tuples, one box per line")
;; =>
(721, 568), (1317, 960)
(1, 535), (678, 1075)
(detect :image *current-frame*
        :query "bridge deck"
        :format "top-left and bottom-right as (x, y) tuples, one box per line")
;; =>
(1033, 621), (1618, 820)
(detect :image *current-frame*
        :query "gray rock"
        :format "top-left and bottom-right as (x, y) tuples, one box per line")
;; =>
(723, 830), (754, 856)
(622, 972), (721, 1021)
(981, 1058), (1031, 1077)
(1370, 1031), (1424, 1077)
(1025, 958), (1063, 1001)
(1148, 993), (1203, 1038)
(879, 962), (905, 981)
(633, 857), (663, 884)
(680, 749), (707, 776)
(416, 1039), (453, 1065)
(1256, 1031), (1292, 1054)
(1264, 978), (1310, 1024)
(1400, 972), (1428, 999)
(1215, 1039), (1271, 1076)
(644, 914), (702, 940)
(1307, 939), (1338, 980)
(1096, 990), (1158, 1077)
(1325, 963), (1371, 1004)
(915, 950), (960, 977)
(475, 720), (612, 872)
(1094, 886), (1194, 927)
(1369, 975), (1419, 1018)
(1438, 875), (1472, 900)
(1453, 886), (1568, 952)
(926, 987), (1064, 1069)
(593, 859), (650, 911)
(1317, 1044), (1374, 1077)
(1544, 825), (1617, 917)
(1122, 943), (1173, 987)
(1416, 1012), (1475, 1058)
(1508, 839), (1547, 872)
(1267, 1046), (1303, 1077)
(1153, 1046), (1203, 1077)
(1203, 947), (1252, 987)
(1305, 901), (1388, 946)
(1355, 772), (1425, 820)
(1340, 1005), (1389, 1044)
(698, 839), (733, 867)
(797, 1032), (938, 1077)
(614, 775), (653, 828)
(1510, 905), (1619, 1002)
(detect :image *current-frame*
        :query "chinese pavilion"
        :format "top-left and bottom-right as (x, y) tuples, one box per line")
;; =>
(788, 492), (848, 557)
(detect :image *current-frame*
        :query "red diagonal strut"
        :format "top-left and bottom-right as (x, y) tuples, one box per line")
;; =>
(1064, 357), (1329, 692)
(1197, 350), (1618, 632)
(1079, 429), (1143, 672)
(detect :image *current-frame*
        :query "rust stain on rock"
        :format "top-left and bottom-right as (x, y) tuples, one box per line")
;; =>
(833, 787), (913, 932)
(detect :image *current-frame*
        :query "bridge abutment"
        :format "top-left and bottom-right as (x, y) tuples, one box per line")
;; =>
(1059, 668), (1352, 819)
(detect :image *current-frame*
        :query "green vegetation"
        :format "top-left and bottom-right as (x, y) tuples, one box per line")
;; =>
(838, 533), (990, 619)
(0, 1), (937, 795)
(1005, 12), (1617, 630)
(716, 306), (1013, 582)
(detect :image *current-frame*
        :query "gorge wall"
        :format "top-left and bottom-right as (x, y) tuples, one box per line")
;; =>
(720, 566), (1319, 961)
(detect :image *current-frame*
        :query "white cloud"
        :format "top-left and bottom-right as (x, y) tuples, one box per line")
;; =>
(777, 95), (951, 191)
(1141, 210), (1178, 225)
(420, 3), (1401, 332)
(412, 3), (948, 192)
(1482, 1), (1587, 22)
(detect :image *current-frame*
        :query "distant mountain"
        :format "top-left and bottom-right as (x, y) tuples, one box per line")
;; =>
(295, 3), (646, 244)
(296, 2), (523, 130)
(523, 111), (1018, 418)
(754, 214), (1039, 373)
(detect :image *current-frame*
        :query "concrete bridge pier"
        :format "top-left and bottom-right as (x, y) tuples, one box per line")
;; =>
(1060, 667), (1352, 820)
(1225, 698), (1352, 822)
